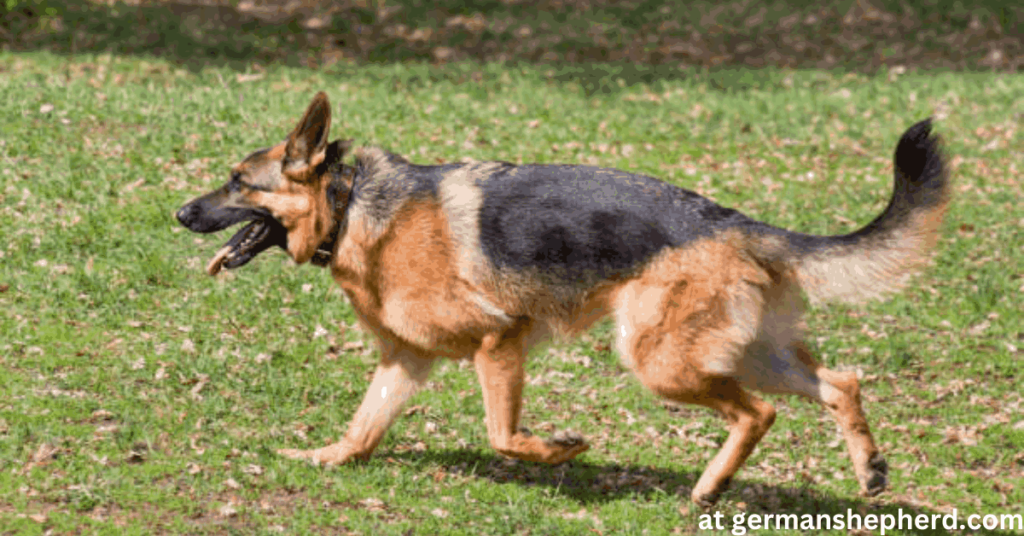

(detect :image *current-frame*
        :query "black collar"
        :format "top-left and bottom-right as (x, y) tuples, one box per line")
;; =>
(309, 168), (354, 268)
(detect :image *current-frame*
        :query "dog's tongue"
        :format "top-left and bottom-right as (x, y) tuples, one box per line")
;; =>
(206, 245), (233, 276)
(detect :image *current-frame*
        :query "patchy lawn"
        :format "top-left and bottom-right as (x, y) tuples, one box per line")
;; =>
(0, 52), (1021, 534)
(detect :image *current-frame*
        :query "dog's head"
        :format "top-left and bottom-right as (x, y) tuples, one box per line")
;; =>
(176, 92), (353, 275)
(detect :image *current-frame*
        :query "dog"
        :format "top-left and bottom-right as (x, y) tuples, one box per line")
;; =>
(176, 92), (949, 506)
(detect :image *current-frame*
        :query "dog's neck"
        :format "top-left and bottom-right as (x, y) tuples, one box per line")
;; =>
(309, 166), (355, 268)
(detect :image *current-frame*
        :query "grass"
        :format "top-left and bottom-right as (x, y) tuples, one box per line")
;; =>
(0, 51), (1022, 534)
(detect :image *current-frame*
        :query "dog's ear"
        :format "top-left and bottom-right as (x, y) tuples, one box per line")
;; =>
(285, 92), (331, 167)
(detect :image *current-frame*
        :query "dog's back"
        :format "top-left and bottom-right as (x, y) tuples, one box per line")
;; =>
(347, 120), (947, 332)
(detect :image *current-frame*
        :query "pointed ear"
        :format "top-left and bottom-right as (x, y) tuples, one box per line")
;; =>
(285, 92), (331, 166)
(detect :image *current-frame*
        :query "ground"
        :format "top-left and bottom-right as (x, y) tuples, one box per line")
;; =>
(0, 2), (1022, 534)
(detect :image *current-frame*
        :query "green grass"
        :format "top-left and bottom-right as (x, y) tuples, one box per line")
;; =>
(1, 52), (1022, 534)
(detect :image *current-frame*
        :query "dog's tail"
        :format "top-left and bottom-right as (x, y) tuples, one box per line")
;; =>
(751, 119), (950, 305)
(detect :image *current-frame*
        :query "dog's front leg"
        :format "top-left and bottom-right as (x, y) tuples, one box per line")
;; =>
(474, 324), (589, 464)
(278, 344), (434, 465)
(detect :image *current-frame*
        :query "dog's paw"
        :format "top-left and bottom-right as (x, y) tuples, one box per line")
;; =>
(691, 492), (719, 510)
(541, 430), (589, 464)
(549, 430), (586, 448)
(862, 453), (889, 496)
(495, 428), (589, 464)
(277, 444), (360, 466)
(691, 476), (731, 508)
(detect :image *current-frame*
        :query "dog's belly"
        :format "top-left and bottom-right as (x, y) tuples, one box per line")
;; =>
(379, 285), (513, 355)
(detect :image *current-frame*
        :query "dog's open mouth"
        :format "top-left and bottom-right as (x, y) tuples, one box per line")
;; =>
(206, 219), (287, 276)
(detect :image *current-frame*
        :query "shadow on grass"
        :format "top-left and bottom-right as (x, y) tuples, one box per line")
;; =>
(391, 448), (1019, 535)
(1, 0), (1021, 83)
(1, 0), (321, 69)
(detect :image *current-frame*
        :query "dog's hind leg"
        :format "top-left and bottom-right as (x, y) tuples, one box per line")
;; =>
(736, 341), (888, 497)
(278, 341), (434, 465)
(638, 369), (777, 507)
(687, 380), (776, 507)
(473, 319), (589, 464)
(613, 257), (777, 507)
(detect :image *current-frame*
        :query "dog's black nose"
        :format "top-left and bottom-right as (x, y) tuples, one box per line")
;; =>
(176, 204), (197, 226)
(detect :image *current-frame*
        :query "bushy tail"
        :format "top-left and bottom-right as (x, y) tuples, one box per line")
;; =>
(755, 119), (950, 305)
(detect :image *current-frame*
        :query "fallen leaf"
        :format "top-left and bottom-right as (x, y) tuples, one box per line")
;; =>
(968, 320), (990, 336)
(123, 178), (146, 192)
(190, 435), (206, 455)
(30, 443), (59, 464)
(90, 409), (114, 421)
(236, 73), (264, 83)
(189, 374), (209, 400)
(358, 497), (385, 511)
(432, 46), (454, 62)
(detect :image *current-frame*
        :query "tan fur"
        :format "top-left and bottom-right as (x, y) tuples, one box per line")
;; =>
(250, 179), (331, 264)
(473, 318), (588, 464)
(794, 203), (948, 304)
(373, 200), (512, 353)
(186, 94), (948, 508)
(438, 162), (503, 287)
(613, 234), (769, 377)
(232, 142), (287, 188)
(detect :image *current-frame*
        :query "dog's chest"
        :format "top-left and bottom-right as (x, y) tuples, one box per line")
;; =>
(329, 207), (511, 353)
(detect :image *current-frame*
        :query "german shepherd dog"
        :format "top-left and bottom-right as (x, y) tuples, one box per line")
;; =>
(176, 92), (949, 506)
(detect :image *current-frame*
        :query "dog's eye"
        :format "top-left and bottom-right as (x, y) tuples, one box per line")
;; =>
(227, 171), (270, 193)
(227, 172), (244, 192)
